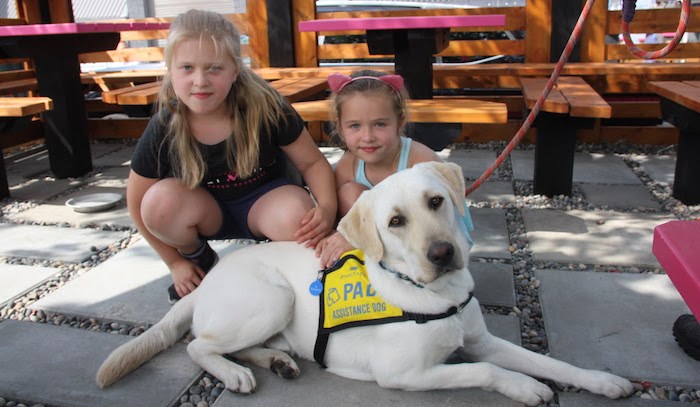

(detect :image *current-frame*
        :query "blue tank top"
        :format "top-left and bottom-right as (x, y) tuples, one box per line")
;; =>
(353, 137), (474, 246)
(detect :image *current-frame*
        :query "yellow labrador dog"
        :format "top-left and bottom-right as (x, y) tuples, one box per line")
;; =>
(97, 162), (633, 406)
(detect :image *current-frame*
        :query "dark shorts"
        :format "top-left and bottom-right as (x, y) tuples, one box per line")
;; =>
(204, 178), (299, 241)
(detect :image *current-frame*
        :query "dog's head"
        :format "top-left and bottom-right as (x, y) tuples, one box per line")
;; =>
(338, 161), (469, 285)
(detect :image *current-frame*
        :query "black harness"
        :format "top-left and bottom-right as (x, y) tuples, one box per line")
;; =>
(312, 252), (473, 368)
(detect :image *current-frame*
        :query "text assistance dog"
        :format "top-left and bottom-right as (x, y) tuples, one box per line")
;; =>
(96, 162), (633, 406)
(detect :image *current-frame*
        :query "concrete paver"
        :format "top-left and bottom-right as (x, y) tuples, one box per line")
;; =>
(0, 223), (129, 263)
(466, 180), (515, 204)
(537, 269), (696, 386)
(522, 209), (674, 266)
(470, 261), (516, 307)
(214, 314), (522, 407)
(0, 264), (57, 304)
(632, 154), (675, 185)
(510, 151), (641, 184)
(30, 239), (243, 325)
(470, 208), (511, 260)
(9, 185), (132, 228)
(0, 319), (201, 407)
(581, 184), (661, 210)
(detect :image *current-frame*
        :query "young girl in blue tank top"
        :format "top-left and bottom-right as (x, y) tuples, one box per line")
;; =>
(315, 70), (473, 268)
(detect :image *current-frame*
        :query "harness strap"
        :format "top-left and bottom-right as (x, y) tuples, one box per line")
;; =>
(314, 292), (474, 367)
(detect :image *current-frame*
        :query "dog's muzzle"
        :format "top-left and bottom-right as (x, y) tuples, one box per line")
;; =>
(427, 241), (455, 268)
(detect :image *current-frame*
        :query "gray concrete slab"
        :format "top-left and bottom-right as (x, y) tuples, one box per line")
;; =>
(85, 166), (130, 188)
(9, 176), (84, 201)
(91, 144), (133, 168)
(466, 181), (515, 204)
(470, 261), (516, 307)
(9, 185), (133, 229)
(4, 147), (51, 179)
(0, 319), (201, 407)
(0, 223), (129, 263)
(0, 264), (57, 304)
(439, 149), (500, 180)
(30, 239), (244, 325)
(510, 151), (641, 184)
(470, 208), (511, 260)
(632, 154), (676, 186)
(581, 184), (661, 210)
(536, 269), (697, 387)
(214, 314), (522, 407)
(559, 391), (676, 406)
(522, 209), (674, 266)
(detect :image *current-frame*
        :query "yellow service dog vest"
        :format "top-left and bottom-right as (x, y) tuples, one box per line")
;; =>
(312, 250), (473, 367)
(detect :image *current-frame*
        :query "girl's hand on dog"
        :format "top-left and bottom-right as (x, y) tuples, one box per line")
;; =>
(295, 206), (334, 249)
(170, 258), (206, 299)
(315, 231), (355, 268)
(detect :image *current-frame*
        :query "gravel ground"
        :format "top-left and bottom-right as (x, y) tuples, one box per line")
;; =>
(1, 140), (698, 406)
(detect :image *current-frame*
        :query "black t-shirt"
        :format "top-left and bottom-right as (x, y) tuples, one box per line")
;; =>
(130, 103), (305, 201)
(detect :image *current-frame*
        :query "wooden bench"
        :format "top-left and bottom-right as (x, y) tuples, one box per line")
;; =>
(0, 96), (53, 198)
(519, 76), (611, 196)
(292, 98), (507, 123)
(647, 80), (700, 205)
(101, 77), (329, 115)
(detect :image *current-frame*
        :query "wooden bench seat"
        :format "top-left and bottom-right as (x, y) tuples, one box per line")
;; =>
(519, 76), (611, 197)
(100, 77), (329, 114)
(292, 98), (507, 123)
(0, 96), (53, 198)
(647, 80), (700, 205)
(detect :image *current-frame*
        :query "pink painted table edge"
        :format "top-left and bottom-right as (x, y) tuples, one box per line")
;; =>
(298, 14), (505, 32)
(0, 22), (169, 37)
(652, 220), (700, 318)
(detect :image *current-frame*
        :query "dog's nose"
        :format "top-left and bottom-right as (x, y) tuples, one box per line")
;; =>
(427, 241), (454, 267)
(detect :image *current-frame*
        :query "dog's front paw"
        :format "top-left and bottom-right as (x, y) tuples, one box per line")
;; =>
(222, 365), (257, 394)
(270, 357), (300, 380)
(581, 371), (634, 399)
(496, 373), (554, 406)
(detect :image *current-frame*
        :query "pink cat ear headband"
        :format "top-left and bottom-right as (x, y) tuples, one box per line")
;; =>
(327, 73), (404, 94)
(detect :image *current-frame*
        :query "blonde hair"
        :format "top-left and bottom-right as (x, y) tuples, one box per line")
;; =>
(328, 70), (410, 147)
(157, 9), (287, 188)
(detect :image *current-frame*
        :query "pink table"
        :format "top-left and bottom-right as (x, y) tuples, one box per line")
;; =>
(653, 220), (700, 318)
(0, 22), (169, 178)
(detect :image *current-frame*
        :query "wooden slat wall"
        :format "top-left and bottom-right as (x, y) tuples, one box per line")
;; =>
(581, 6), (700, 62)
(289, 0), (552, 67)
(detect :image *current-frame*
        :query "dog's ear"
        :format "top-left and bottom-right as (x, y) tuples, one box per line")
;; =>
(423, 162), (466, 216)
(338, 192), (384, 261)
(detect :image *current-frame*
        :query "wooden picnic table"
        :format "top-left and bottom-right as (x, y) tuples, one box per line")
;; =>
(0, 21), (169, 179)
(519, 76), (611, 197)
(298, 15), (506, 150)
(647, 81), (700, 205)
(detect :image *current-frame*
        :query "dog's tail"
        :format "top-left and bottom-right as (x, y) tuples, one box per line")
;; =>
(96, 291), (196, 388)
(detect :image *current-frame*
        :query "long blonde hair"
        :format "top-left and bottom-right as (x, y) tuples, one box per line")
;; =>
(157, 9), (287, 188)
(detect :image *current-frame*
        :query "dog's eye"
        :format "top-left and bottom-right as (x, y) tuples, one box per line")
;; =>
(429, 196), (444, 210)
(388, 215), (406, 227)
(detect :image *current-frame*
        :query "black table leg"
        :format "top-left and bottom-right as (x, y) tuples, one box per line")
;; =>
(33, 53), (93, 178)
(659, 99), (700, 205)
(531, 112), (594, 197)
